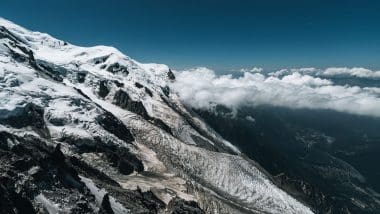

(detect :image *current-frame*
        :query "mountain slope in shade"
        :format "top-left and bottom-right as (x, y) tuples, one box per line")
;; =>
(0, 18), (313, 214)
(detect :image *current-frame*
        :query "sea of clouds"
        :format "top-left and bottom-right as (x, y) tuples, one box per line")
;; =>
(269, 67), (380, 79)
(171, 67), (380, 117)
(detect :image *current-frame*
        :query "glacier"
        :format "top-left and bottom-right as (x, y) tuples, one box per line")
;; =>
(0, 17), (313, 213)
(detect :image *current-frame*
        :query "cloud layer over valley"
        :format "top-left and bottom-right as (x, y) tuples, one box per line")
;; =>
(171, 67), (380, 117)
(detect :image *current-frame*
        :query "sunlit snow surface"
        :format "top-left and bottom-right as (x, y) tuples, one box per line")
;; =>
(0, 17), (313, 213)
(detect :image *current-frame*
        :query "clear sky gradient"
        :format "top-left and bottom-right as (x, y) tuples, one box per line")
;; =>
(1, 0), (380, 71)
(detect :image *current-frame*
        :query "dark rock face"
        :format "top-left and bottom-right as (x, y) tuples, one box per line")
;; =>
(0, 103), (44, 129)
(145, 87), (153, 97)
(168, 198), (204, 214)
(150, 118), (173, 135)
(161, 86), (170, 97)
(100, 194), (114, 214)
(117, 159), (135, 175)
(50, 144), (85, 189)
(135, 82), (144, 88)
(0, 132), (97, 213)
(0, 180), (36, 214)
(6, 45), (28, 63)
(113, 89), (149, 118)
(98, 80), (110, 98)
(1, 28), (66, 83)
(167, 69), (175, 80)
(70, 148), (168, 213)
(93, 55), (110, 65)
(23, 103), (46, 131)
(106, 63), (129, 75)
(77, 72), (87, 83)
(113, 90), (173, 135)
(37, 61), (66, 82)
(0, 103), (49, 138)
(0, 131), (181, 213)
(106, 147), (144, 175)
(113, 80), (124, 87)
(132, 187), (166, 213)
(74, 87), (91, 100)
(70, 156), (121, 187)
(96, 111), (135, 143)
(0, 26), (25, 44)
(63, 129), (142, 176)
(16, 48), (65, 82)
(72, 152), (159, 212)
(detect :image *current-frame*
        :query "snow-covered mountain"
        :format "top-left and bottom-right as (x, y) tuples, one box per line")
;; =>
(0, 18), (313, 213)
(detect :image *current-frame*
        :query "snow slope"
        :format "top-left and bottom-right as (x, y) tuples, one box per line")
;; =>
(0, 17), (313, 213)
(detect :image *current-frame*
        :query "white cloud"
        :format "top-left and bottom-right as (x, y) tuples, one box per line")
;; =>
(276, 72), (332, 86)
(171, 67), (380, 117)
(322, 67), (380, 78)
(239, 67), (263, 73)
(270, 67), (380, 79)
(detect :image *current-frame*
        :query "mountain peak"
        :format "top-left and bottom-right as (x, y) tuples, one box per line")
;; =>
(0, 18), (313, 213)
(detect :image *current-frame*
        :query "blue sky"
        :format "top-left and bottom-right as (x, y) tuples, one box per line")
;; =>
(1, 0), (380, 71)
